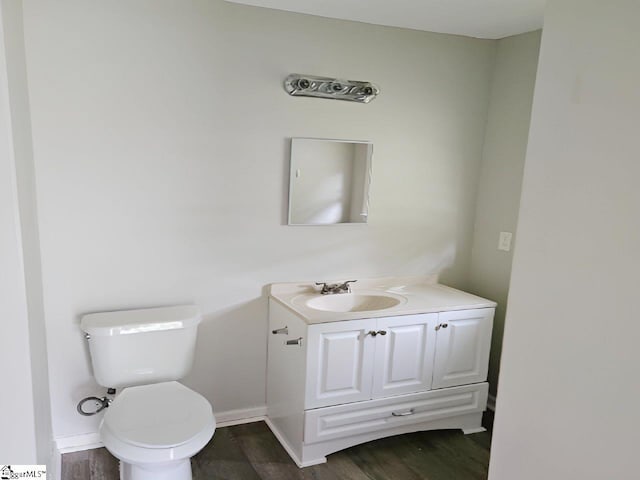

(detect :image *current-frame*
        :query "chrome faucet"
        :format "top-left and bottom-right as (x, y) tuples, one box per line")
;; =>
(315, 280), (357, 295)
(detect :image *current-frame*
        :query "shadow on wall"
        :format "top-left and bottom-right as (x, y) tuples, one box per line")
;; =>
(183, 296), (269, 411)
(74, 296), (267, 406)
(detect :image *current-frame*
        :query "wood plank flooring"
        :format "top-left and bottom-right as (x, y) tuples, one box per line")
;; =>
(62, 413), (492, 480)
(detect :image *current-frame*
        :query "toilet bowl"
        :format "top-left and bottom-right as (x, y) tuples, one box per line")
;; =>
(81, 305), (214, 480)
(100, 381), (215, 480)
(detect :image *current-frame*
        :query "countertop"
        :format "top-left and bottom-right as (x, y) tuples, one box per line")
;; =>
(269, 276), (496, 325)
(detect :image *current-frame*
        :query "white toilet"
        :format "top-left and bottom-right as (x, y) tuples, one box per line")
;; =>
(81, 305), (215, 480)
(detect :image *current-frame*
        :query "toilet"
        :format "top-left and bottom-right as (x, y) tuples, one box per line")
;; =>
(81, 305), (215, 480)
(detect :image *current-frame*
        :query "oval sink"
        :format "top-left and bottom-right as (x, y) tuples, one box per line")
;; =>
(304, 294), (402, 313)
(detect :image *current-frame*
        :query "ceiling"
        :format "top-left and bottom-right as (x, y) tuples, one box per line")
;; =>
(224, 0), (545, 39)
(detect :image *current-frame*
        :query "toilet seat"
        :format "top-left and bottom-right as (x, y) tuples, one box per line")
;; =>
(100, 381), (215, 464)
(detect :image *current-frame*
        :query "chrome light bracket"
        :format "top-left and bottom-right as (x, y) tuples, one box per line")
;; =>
(284, 74), (380, 103)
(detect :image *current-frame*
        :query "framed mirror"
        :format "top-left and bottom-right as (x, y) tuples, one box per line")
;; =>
(288, 138), (373, 225)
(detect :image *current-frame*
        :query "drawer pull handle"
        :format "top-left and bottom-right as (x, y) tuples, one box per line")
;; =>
(286, 337), (303, 346)
(391, 408), (415, 417)
(272, 326), (288, 335)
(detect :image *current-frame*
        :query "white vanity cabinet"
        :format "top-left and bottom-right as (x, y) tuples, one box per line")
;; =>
(432, 308), (494, 389)
(266, 295), (494, 468)
(305, 318), (377, 409)
(305, 314), (438, 409)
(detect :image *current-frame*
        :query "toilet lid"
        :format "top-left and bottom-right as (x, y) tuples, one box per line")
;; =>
(102, 381), (213, 449)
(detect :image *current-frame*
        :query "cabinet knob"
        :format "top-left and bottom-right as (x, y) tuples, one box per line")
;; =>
(435, 323), (449, 331)
(367, 330), (387, 337)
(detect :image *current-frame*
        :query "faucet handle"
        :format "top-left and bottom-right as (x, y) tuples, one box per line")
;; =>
(315, 282), (332, 294)
(315, 280), (357, 294)
(339, 280), (358, 292)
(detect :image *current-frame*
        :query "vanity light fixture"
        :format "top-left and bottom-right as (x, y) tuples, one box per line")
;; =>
(284, 74), (380, 103)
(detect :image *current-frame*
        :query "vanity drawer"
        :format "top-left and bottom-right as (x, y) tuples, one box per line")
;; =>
(304, 383), (488, 444)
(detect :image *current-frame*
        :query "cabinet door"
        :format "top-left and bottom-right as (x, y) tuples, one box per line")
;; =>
(371, 314), (437, 399)
(305, 319), (376, 409)
(432, 308), (494, 389)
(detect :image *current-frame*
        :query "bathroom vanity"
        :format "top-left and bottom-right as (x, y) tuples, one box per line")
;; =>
(266, 277), (496, 467)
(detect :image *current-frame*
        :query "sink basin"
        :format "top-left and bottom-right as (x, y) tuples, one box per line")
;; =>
(303, 293), (403, 313)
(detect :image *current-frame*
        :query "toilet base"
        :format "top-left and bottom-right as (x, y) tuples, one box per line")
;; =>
(120, 459), (192, 480)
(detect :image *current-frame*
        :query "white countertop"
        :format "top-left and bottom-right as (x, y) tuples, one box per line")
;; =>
(269, 276), (496, 324)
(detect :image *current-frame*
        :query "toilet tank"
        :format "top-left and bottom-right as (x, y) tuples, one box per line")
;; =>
(81, 305), (201, 389)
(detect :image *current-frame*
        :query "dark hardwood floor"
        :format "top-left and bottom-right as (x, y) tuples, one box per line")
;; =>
(62, 412), (492, 480)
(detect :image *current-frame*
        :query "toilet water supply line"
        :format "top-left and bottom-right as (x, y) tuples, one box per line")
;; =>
(77, 388), (116, 416)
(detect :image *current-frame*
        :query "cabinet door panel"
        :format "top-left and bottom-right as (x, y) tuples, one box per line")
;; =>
(305, 319), (376, 409)
(432, 308), (494, 389)
(372, 314), (437, 398)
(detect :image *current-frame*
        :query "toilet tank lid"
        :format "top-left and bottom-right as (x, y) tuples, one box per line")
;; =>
(81, 305), (201, 336)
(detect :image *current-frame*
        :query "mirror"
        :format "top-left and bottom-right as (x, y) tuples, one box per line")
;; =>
(288, 138), (373, 225)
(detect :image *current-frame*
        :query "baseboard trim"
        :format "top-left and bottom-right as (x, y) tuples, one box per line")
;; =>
(215, 406), (267, 428)
(52, 432), (104, 480)
(52, 404), (268, 474)
(462, 426), (487, 434)
(264, 417), (321, 468)
(56, 432), (104, 454)
(487, 393), (496, 412)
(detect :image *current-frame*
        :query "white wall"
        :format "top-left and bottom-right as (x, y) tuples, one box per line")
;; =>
(0, 1), (38, 462)
(20, 0), (496, 439)
(1, 0), (52, 464)
(490, 1), (640, 478)
(468, 30), (540, 396)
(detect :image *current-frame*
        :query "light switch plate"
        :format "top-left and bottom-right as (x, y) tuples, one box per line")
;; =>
(498, 231), (513, 251)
